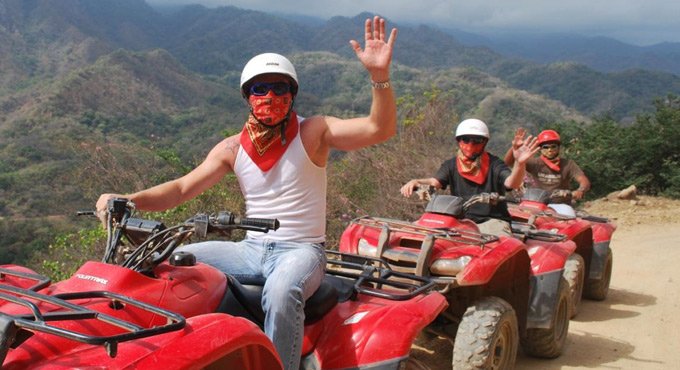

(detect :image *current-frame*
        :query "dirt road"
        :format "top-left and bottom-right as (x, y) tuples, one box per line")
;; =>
(517, 221), (680, 369)
(417, 196), (680, 369)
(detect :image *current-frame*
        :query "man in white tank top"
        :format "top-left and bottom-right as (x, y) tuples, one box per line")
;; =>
(96, 16), (398, 370)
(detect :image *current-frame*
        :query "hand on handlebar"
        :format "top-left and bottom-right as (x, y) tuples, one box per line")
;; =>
(462, 192), (504, 210)
(572, 189), (585, 201)
(400, 180), (419, 198)
(95, 194), (131, 227)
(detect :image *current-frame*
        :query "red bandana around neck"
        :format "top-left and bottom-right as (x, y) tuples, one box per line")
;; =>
(457, 150), (490, 185)
(541, 155), (561, 172)
(240, 112), (299, 172)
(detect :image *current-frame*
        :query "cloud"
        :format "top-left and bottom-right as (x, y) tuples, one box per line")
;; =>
(147, 0), (680, 45)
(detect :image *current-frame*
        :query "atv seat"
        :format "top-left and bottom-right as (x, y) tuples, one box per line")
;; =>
(218, 274), (351, 326)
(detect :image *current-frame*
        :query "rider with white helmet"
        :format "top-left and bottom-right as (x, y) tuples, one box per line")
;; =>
(401, 118), (539, 235)
(97, 16), (398, 370)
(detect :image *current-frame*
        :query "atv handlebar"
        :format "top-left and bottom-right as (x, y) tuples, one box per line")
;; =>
(80, 198), (279, 272)
(189, 212), (279, 238)
(462, 192), (505, 211)
(214, 212), (280, 232)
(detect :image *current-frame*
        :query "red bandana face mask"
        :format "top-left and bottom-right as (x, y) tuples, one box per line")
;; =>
(248, 91), (293, 126)
(458, 142), (486, 160)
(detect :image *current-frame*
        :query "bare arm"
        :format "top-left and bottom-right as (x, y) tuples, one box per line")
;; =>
(400, 178), (443, 198)
(306, 16), (397, 164)
(96, 136), (238, 214)
(572, 173), (591, 200)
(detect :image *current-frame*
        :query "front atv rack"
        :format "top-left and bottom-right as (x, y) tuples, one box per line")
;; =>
(0, 267), (51, 292)
(325, 250), (437, 301)
(347, 217), (498, 277)
(0, 284), (185, 364)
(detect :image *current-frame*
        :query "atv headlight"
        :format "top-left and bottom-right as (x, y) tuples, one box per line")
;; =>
(357, 238), (377, 257)
(430, 256), (472, 276)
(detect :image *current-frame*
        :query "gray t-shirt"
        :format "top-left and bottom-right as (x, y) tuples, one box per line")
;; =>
(526, 157), (585, 192)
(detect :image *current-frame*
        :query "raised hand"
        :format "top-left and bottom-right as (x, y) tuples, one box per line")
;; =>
(512, 128), (527, 150)
(349, 16), (397, 82)
(513, 134), (539, 164)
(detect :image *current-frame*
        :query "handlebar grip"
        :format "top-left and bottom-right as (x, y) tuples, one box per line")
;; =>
(215, 212), (279, 231)
(236, 217), (280, 231)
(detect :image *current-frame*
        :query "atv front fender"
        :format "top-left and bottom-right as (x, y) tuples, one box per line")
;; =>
(526, 269), (563, 329)
(456, 237), (528, 286)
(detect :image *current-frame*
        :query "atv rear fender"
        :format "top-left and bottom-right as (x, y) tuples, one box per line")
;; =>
(301, 291), (447, 369)
(591, 222), (617, 243)
(131, 313), (282, 370)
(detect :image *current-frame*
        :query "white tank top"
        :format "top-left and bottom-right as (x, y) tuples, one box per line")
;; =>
(234, 120), (326, 242)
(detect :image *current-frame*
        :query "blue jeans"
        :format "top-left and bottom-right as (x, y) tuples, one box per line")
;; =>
(179, 238), (326, 370)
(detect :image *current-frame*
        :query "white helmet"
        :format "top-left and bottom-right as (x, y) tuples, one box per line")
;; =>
(240, 53), (298, 95)
(455, 118), (490, 138)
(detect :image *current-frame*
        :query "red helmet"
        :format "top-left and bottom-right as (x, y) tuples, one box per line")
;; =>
(537, 129), (561, 145)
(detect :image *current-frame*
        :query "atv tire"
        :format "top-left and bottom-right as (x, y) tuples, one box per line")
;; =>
(452, 297), (519, 370)
(585, 250), (613, 300)
(563, 253), (585, 318)
(522, 277), (570, 358)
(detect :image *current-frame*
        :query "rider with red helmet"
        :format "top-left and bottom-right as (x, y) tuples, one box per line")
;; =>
(505, 128), (591, 201)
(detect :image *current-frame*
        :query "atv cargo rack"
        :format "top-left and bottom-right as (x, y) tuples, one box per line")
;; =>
(510, 221), (569, 243)
(325, 250), (437, 301)
(0, 267), (51, 292)
(575, 211), (611, 224)
(346, 217), (499, 278)
(0, 284), (186, 363)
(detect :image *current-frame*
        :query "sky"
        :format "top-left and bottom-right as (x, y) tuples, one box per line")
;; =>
(147, 0), (680, 46)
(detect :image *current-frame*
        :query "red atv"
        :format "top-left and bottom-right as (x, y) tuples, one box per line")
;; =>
(508, 188), (616, 312)
(0, 198), (447, 369)
(339, 191), (573, 368)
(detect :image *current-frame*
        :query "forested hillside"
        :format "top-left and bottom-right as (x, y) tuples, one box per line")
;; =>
(1, 0), (679, 269)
